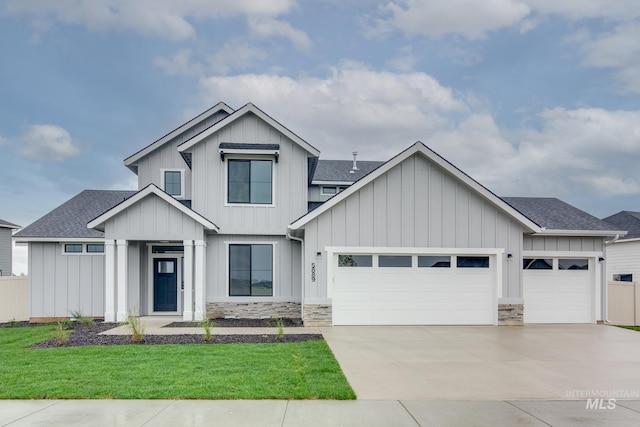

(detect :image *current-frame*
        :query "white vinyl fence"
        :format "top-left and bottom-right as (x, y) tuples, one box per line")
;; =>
(608, 281), (640, 326)
(0, 276), (28, 322)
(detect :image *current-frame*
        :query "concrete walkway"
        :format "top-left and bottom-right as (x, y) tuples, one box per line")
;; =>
(2, 399), (640, 426)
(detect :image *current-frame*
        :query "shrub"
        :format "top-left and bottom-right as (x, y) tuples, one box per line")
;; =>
(53, 322), (70, 345)
(276, 317), (284, 341)
(69, 310), (94, 330)
(200, 318), (214, 342)
(126, 315), (145, 344)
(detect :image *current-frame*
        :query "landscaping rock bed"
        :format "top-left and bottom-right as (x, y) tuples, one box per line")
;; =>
(30, 322), (321, 348)
(164, 318), (304, 328)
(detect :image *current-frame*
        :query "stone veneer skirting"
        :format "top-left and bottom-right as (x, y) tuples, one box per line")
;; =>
(206, 302), (301, 319)
(303, 304), (332, 327)
(498, 304), (524, 326)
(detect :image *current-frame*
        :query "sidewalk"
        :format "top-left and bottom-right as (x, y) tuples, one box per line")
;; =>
(2, 399), (640, 426)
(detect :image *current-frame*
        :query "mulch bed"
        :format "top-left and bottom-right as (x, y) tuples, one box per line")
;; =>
(28, 322), (322, 348)
(165, 318), (304, 328)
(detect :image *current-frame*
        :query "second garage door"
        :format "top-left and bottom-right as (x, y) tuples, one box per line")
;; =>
(332, 253), (496, 325)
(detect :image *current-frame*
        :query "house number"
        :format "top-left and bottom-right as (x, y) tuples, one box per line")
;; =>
(311, 263), (316, 282)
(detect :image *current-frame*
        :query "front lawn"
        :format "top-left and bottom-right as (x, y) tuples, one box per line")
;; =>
(617, 325), (640, 332)
(0, 325), (356, 400)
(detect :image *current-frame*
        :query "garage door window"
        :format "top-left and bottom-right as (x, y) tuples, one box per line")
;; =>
(418, 256), (451, 268)
(558, 259), (588, 270)
(457, 256), (490, 268)
(378, 255), (412, 267)
(338, 255), (372, 267)
(523, 258), (553, 270)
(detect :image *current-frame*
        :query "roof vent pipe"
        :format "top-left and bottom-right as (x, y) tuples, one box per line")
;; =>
(351, 151), (358, 173)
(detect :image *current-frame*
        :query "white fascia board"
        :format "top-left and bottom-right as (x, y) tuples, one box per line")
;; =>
(13, 237), (104, 243)
(219, 148), (279, 156)
(87, 184), (219, 232)
(124, 102), (234, 167)
(178, 103), (321, 157)
(324, 246), (505, 255)
(311, 181), (353, 186)
(0, 223), (20, 230)
(534, 229), (627, 237)
(291, 142), (542, 232)
(609, 237), (640, 244)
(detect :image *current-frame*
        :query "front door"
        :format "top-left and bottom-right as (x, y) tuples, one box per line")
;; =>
(153, 258), (178, 312)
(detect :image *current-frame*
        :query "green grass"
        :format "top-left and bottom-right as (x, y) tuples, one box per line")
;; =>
(0, 326), (356, 400)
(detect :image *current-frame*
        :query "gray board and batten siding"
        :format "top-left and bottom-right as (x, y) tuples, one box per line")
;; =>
(302, 152), (527, 302)
(0, 227), (13, 276)
(188, 113), (310, 235)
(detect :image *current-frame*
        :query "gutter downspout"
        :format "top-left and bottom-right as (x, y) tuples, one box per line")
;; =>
(603, 234), (620, 323)
(286, 228), (305, 323)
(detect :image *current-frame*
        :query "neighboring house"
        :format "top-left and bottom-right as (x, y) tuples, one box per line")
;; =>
(0, 219), (20, 276)
(602, 211), (640, 283)
(14, 102), (624, 325)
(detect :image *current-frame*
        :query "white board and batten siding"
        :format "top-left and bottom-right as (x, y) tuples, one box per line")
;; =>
(303, 153), (526, 307)
(189, 114), (309, 235)
(606, 240), (640, 283)
(29, 242), (105, 318)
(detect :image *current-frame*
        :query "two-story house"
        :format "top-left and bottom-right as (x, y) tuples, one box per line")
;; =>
(15, 102), (624, 326)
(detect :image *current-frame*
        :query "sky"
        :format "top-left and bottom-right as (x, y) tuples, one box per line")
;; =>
(1, 0), (639, 275)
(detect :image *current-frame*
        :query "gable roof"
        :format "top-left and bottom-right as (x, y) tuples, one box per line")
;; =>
(124, 102), (234, 171)
(503, 197), (624, 236)
(14, 190), (136, 240)
(290, 142), (542, 232)
(602, 211), (640, 239)
(312, 160), (385, 184)
(87, 184), (219, 232)
(177, 103), (321, 157)
(0, 219), (20, 229)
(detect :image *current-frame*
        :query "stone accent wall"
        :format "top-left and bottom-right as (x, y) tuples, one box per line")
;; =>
(303, 304), (332, 327)
(206, 302), (301, 319)
(498, 304), (524, 326)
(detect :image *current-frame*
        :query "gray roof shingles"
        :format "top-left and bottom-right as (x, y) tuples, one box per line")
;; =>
(0, 219), (20, 229)
(312, 160), (384, 183)
(602, 211), (640, 239)
(14, 190), (136, 239)
(503, 197), (618, 232)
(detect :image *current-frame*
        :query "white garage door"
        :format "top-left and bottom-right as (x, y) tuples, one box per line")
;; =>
(523, 258), (593, 323)
(332, 254), (496, 325)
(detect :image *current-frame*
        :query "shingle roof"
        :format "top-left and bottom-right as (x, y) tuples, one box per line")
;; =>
(0, 219), (20, 229)
(602, 211), (640, 239)
(312, 160), (384, 183)
(14, 190), (136, 239)
(502, 197), (618, 231)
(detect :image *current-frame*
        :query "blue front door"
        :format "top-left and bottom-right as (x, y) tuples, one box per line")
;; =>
(153, 258), (178, 312)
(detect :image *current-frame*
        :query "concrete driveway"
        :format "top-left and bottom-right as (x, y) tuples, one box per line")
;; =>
(320, 324), (640, 400)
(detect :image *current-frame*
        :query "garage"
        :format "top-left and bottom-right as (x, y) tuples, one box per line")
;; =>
(331, 252), (497, 325)
(523, 257), (594, 323)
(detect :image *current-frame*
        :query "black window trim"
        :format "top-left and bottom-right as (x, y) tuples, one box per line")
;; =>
(226, 158), (275, 206)
(228, 243), (275, 297)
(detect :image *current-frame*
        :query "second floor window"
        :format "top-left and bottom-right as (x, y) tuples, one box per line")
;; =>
(163, 170), (183, 197)
(228, 159), (273, 204)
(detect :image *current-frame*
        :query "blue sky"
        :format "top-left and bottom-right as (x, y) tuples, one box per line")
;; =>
(1, 0), (639, 274)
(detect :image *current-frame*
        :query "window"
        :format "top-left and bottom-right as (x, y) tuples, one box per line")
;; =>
(379, 255), (412, 267)
(418, 256), (451, 268)
(523, 258), (552, 270)
(157, 261), (175, 274)
(322, 186), (337, 195)
(64, 244), (83, 253)
(152, 246), (184, 254)
(558, 258), (589, 270)
(614, 274), (633, 282)
(457, 256), (490, 268)
(228, 160), (273, 204)
(338, 255), (372, 267)
(229, 244), (273, 296)
(162, 170), (184, 197)
(86, 244), (105, 253)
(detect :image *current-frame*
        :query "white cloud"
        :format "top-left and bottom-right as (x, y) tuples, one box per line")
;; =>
(387, 46), (417, 72)
(18, 124), (81, 161)
(198, 62), (467, 159)
(2, 0), (297, 41)
(248, 17), (311, 51)
(207, 40), (268, 75)
(0, 135), (6, 145)
(154, 49), (200, 76)
(381, 0), (530, 40)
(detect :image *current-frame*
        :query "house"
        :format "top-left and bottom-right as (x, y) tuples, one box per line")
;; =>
(14, 102), (625, 325)
(0, 219), (20, 276)
(602, 211), (640, 283)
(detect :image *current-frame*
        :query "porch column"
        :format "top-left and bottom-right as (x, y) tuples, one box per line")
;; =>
(104, 240), (116, 322)
(182, 240), (194, 321)
(194, 240), (207, 321)
(116, 239), (128, 322)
